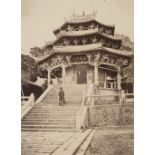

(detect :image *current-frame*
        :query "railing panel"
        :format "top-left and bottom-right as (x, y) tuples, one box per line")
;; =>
(86, 93), (134, 105)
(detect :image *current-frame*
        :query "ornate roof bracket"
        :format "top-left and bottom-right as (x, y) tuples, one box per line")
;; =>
(65, 55), (72, 65)
(86, 54), (92, 63)
(94, 53), (100, 63)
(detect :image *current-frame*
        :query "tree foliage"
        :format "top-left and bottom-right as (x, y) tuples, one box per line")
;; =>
(21, 54), (37, 82)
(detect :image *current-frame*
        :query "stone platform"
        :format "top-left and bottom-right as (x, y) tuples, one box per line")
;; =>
(22, 131), (75, 155)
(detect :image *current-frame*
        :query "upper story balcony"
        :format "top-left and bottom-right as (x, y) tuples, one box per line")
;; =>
(56, 27), (121, 41)
(58, 27), (98, 37)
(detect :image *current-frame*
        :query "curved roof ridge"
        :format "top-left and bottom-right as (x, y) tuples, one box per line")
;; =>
(52, 30), (121, 45)
(37, 44), (133, 63)
(53, 19), (115, 33)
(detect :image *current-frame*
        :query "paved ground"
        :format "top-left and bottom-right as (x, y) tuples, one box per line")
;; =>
(21, 131), (75, 155)
(85, 127), (134, 155)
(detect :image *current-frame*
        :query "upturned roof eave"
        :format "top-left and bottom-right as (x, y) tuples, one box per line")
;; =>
(53, 19), (115, 34)
(37, 47), (133, 64)
(51, 31), (122, 46)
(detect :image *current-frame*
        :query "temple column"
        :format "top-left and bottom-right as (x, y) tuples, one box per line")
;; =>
(104, 72), (107, 88)
(61, 63), (66, 84)
(117, 66), (121, 90)
(94, 62), (98, 85)
(47, 68), (52, 87)
(94, 53), (100, 85)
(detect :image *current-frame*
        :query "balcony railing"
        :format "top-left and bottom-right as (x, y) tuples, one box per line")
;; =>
(86, 93), (134, 105)
(21, 93), (35, 119)
(59, 28), (98, 37)
(58, 27), (121, 40)
(53, 43), (102, 52)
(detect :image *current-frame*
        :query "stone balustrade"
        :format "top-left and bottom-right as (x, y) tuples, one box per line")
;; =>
(21, 93), (35, 119)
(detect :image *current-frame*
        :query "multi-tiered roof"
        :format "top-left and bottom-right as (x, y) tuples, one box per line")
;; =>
(38, 12), (133, 63)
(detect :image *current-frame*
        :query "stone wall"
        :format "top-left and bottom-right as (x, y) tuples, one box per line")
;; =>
(88, 103), (134, 127)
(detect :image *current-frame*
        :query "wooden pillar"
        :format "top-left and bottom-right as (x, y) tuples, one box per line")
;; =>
(94, 62), (98, 85)
(47, 68), (52, 87)
(104, 72), (107, 88)
(61, 63), (66, 84)
(117, 66), (121, 90)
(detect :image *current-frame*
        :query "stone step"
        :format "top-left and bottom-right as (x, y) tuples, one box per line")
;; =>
(23, 115), (76, 120)
(22, 118), (75, 121)
(22, 120), (75, 124)
(21, 128), (77, 132)
(22, 123), (75, 126)
(29, 108), (79, 112)
(21, 124), (76, 129)
(38, 103), (81, 106)
(28, 109), (78, 112)
(34, 105), (80, 108)
(23, 116), (76, 120)
(26, 112), (77, 115)
(30, 106), (80, 109)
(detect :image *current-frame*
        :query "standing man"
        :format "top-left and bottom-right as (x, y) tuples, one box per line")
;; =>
(59, 87), (65, 106)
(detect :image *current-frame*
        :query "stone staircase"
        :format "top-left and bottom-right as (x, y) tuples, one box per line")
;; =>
(41, 84), (87, 105)
(21, 85), (87, 131)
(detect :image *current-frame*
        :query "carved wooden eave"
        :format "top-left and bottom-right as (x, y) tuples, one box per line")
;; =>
(37, 46), (133, 66)
(38, 50), (130, 73)
(53, 18), (115, 35)
(52, 30), (121, 45)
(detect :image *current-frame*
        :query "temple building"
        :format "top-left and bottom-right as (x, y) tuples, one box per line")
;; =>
(37, 12), (133, 91)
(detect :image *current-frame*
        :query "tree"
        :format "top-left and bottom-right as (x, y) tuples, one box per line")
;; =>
(21, 54), (37, 82)
(30, 47), (44, 57)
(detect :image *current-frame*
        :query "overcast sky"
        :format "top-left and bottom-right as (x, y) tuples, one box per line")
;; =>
(22, 0), (133, 54)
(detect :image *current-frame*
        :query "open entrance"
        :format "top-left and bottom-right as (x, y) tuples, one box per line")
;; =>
(98, 64), (117, 89)
(77, 67), (87, 84)
(77, 70), (87, 84)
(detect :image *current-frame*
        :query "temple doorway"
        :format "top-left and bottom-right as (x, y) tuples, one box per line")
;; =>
(77, 69), (87, 84)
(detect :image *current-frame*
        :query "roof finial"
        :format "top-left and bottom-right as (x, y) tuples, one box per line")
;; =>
(83, 10), (85, 16)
